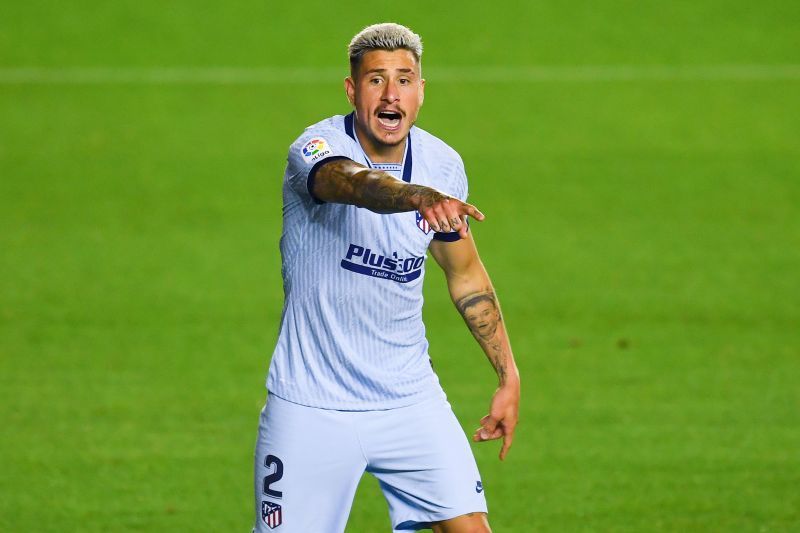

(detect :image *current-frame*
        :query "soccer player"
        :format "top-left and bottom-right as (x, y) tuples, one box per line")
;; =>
(253, 23), (520, 533)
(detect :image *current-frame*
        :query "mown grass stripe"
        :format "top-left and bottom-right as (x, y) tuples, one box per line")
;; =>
(1, 65), (799, 84)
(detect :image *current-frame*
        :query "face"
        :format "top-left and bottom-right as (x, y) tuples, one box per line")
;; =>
(465, 300), (500, 340)
(345, 49), (425, 159)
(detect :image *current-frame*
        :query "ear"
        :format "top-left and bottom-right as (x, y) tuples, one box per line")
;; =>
(344, 76), (356, 107)
(419, 78), (426, 106)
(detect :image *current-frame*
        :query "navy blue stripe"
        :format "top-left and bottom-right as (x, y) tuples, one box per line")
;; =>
(432, 220), (469, 242)
(432, 231), (462, 242)
(307, 156), (351, 205)
(402, 131), (413, 183)
(344, 112), (355, 140)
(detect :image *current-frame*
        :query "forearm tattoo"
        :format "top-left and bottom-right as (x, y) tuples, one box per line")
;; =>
(360, 177), (445, 212)
(317, 160), (447, 213)
(456, 290), (510, 385)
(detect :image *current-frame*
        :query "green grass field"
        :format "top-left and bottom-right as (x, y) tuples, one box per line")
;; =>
(1, 1), (799, 531)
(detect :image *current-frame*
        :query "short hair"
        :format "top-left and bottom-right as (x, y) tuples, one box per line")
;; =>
(348, 23), (423, 74)
(462, 293), (498, 311)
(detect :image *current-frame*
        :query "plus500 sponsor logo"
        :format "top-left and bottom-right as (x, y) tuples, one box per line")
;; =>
(340, 244), (424, 283)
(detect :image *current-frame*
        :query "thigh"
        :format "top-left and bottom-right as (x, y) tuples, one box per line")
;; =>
(359, 397), (489, 531)
(432, 512), (491, 533)
(253, 394), (367, 533)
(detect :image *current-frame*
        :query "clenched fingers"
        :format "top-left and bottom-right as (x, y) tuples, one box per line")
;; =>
(472, 426), (503, 441)
(472, 415), (501, 441)
(472, 414), (516, 461)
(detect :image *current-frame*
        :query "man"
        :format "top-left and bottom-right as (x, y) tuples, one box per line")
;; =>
(254, 23), (520, 533)
(461, 294), (502, 344)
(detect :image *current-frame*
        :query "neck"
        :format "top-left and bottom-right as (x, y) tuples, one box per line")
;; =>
(354, 120), (406, 164)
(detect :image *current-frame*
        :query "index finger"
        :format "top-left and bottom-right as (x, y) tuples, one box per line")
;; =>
(499, 431), (514, 461)
(460, 202), (485, 222)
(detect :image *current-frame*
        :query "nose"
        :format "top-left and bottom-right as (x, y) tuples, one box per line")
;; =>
(381, 79), (399, 103)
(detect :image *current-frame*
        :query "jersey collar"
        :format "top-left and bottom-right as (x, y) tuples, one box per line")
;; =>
(344, 112), (413, 183)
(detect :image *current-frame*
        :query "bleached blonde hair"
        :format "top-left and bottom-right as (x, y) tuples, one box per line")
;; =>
(348, 23), (423, 74)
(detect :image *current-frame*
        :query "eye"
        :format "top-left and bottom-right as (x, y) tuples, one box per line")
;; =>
(369, 77), (382, 85)
(399, 78), (410, 85)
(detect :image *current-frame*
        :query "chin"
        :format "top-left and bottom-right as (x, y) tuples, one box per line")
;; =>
(370, 129), (405, 147)
(381, 132), (407, 145)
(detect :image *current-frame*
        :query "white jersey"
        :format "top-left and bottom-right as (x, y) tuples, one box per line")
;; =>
(266, 113), (468, 410)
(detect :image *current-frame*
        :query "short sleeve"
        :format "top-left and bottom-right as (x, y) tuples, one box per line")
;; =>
(285, 127), (357, 203)
(432, 154), (470, 242)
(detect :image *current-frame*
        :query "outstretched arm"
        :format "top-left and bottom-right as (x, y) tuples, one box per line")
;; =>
(430, 234), (520, 460)
(312, 158), (484, 238)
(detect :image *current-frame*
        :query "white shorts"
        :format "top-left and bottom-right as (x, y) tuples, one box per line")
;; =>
(253, 393), (488, 532)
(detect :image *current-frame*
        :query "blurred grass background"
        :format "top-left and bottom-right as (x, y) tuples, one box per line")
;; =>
(1, 1), (799, 531)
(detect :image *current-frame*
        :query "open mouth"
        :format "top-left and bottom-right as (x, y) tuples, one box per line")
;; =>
(377, 111), (402, 129)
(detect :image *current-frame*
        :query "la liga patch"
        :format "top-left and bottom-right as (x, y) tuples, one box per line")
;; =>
(301, 137), (332, 164)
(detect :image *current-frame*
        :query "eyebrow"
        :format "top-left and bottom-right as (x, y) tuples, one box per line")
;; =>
(364, 68), (416, 75)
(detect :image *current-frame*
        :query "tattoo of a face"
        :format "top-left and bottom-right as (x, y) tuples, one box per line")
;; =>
(458, 292), (502, 342)
(457, 291), (509, 385)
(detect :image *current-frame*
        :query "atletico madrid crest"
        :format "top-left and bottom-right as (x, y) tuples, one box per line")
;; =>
(415, 211), (431, 235)
(262, 501), (283, 529)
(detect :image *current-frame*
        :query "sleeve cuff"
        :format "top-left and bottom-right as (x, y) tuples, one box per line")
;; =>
(307, 156), (352, 205)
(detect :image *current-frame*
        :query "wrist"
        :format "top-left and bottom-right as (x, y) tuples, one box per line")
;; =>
(408, 185), (430, 211)
(409, 190), (422, 211)
(412, 185), (447, 211)
(499, 368), (520, 390)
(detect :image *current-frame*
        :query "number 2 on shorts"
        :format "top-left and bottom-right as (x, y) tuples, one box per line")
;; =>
(262, 455), (284, 499)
